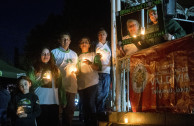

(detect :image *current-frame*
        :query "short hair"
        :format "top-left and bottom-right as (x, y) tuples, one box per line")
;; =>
(58, 32), (71, 39)
(17, 76), (32, 86)
(126, 19), (139, 28)
(79, 37), (91, 45)
(148, 6), (157, 14)
(98, 28), (108, 35)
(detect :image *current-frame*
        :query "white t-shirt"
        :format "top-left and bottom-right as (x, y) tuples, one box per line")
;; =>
(123, 43), (138, 56)
(77, 52), (100, 90)
(96, 42), (111, 74)
(35, 79), (59, 105)
(51, 47), (78, 93)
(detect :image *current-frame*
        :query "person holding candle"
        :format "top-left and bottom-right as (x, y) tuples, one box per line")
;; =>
(28, 47), (61, 126)
(51, 32), (78, 126)
(95, 28), (111, 113)
(11, 76), (41, 126)
(77, 37), (101, 126)
(119, 19), (140, 56)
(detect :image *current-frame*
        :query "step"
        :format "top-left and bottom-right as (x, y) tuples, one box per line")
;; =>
(98, 112), (194, 126)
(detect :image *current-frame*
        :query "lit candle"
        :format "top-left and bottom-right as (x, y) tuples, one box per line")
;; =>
(70, 66), (77, 73)
(141, 27), (145, 35)
(82, 57), (88, 62)
(43, 71), (51, 80)
(17, 106), (24, 114)
(124, 117), (128, 123)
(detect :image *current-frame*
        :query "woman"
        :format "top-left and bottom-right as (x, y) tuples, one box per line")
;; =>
(28, 47), (62, 126)
(77, 37), (101, 126)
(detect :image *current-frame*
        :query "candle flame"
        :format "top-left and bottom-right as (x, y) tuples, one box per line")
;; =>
(43, 71), (51, 80)
(46, 74), (51, 79)
(141, 27), (145, 35)
(141, 30), (145, 35)
(71, 67), (77, 73)
(124, 117), (128, 123)
(17, 106), (24, 114)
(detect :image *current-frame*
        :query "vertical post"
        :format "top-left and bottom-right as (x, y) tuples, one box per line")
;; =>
(111, 0), (117, 111)
(111, 0), (121, 112)
(141, 0), (145, 33)
(122, 60), (126, 112)
(116, 0), (121, 112)
(126, 58), (130, 111)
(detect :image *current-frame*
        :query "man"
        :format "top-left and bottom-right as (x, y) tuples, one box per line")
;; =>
(147, 6), (186, 46)
(120, 19), (139, 56)
(95, 28), (111, 113)
(123, 19), (140, 39)
(51, 33), (78, 126)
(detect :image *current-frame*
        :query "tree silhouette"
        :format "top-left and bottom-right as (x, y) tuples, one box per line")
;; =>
(24, 0), (111, 70)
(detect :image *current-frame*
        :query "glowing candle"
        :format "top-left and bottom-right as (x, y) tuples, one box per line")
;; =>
(43, 71), (51, 80)
(82, 57), (88, 62)
(17, 106), (24, 114)
(141, 27), (145, 35)
(70, 66), (77, 73)
(124, 117), (128, 123)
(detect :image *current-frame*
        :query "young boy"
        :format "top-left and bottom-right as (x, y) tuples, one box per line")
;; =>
(11, 76), (41, 126)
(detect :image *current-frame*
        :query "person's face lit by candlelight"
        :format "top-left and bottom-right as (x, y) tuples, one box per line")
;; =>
(41, 48), (50, 64)
(19, 79), (31, 94)
(79, 37), (90, 53)
(127, 19), (139, 37)
(98, 30), (107, 44)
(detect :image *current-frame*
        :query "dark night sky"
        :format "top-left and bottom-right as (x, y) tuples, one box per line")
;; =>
(0, 0), (64, 63)
(0, 0), (111, 65)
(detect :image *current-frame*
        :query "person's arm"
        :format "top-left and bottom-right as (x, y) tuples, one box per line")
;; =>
(82, 54), (102, 71)
(27, 68), (42, 91)
(165, 19), (186, 40)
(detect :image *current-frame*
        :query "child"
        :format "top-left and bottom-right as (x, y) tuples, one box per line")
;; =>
(11, 76), (41, 126)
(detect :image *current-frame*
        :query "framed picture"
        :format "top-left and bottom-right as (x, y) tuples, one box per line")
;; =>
(116, 0), (165, 49)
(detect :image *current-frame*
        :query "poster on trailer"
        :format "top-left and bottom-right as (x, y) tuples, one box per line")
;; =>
(116, 0), (166, 55)
(129, 34), (194, 113)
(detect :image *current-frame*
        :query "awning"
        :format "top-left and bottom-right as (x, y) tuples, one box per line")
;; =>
(0, 59), (26, 79)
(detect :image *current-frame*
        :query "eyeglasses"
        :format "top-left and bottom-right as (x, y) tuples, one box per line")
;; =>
(41, 53), (50, 56)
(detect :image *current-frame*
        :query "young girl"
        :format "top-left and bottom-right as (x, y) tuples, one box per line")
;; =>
(11, 76), (40, 126)
(77, 37), (101, 126)
(28, 47), (62, 126)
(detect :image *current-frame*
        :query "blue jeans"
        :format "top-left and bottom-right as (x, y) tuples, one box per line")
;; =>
(96, 73), (111, 112)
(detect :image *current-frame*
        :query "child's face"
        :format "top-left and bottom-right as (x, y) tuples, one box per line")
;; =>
(19, 79), (31, 94)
